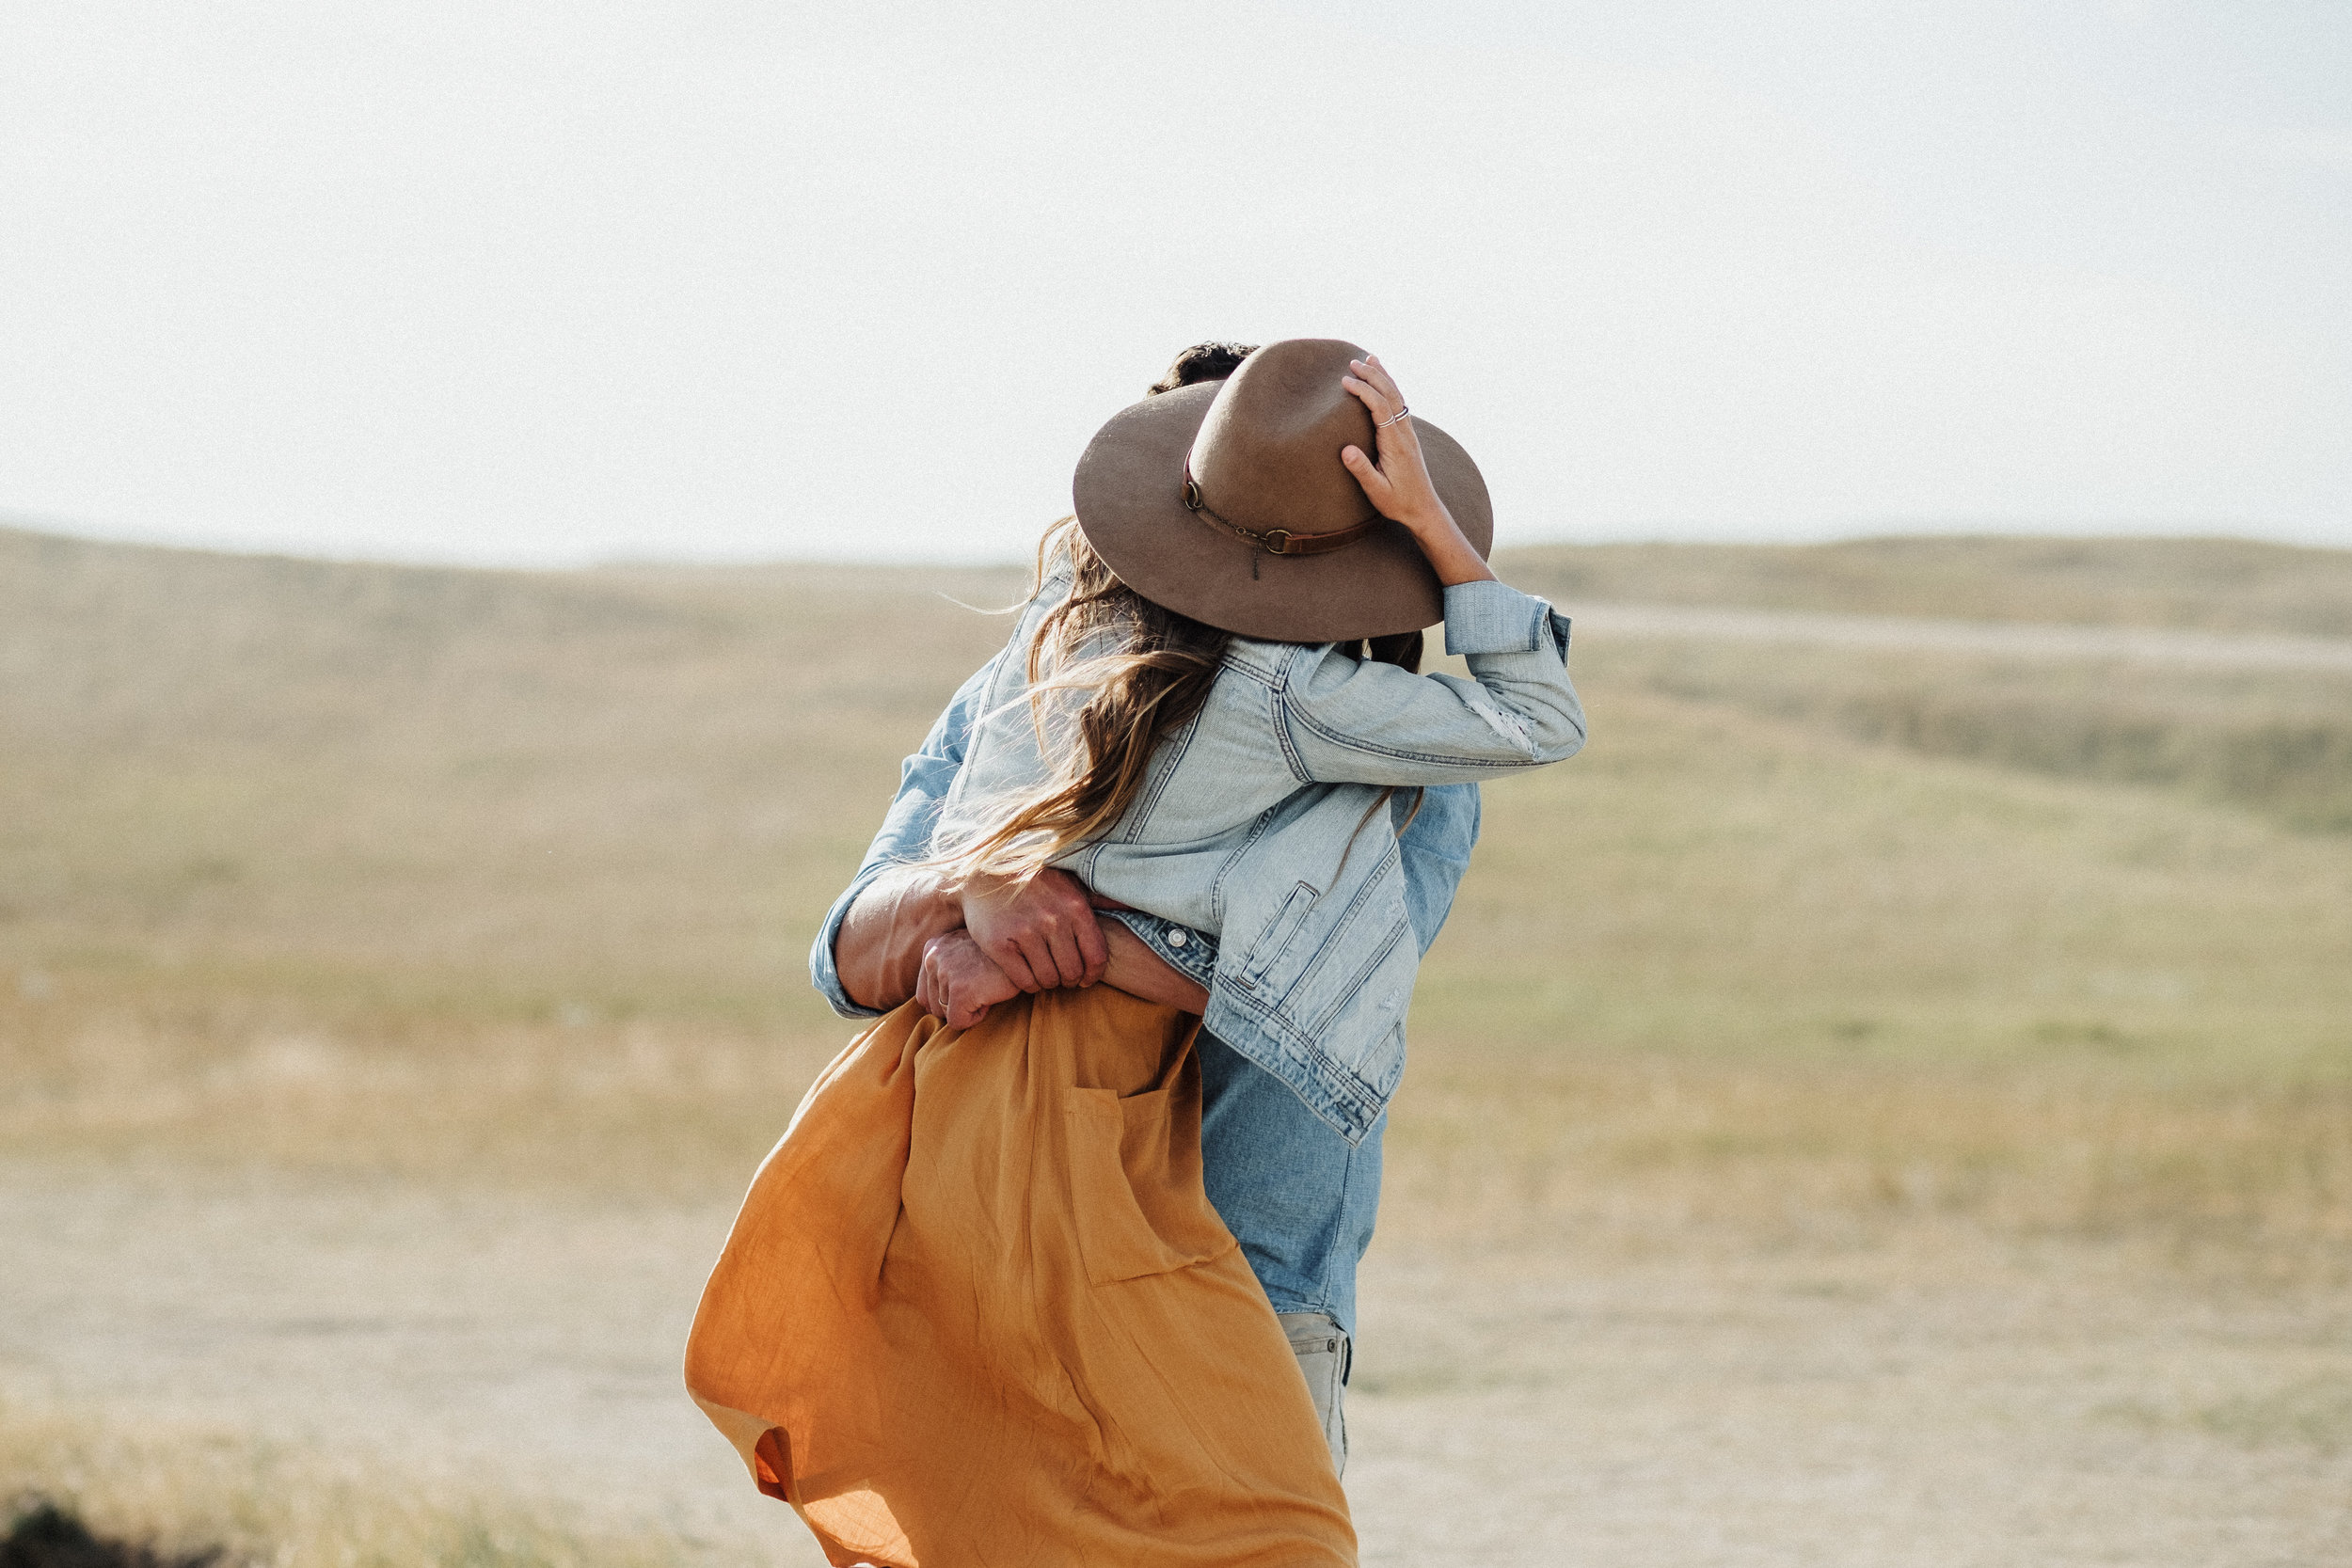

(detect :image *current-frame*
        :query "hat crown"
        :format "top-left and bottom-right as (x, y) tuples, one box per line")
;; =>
(1185, 340), (1377, 537)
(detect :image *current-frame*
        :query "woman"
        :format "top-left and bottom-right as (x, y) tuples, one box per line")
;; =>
(688, 340), (1584, 1566)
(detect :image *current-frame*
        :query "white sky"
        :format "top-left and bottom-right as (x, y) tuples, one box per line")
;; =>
(3, 1), (2347, 564)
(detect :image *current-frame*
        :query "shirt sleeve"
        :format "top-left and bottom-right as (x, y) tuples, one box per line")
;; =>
(1279, 582), (1586, 787)
(1394, 783), (1481, 955)
(808, 653), (998, 1019)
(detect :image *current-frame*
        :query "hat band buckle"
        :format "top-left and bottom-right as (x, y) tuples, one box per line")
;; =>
(1182, 461), (1380, 573)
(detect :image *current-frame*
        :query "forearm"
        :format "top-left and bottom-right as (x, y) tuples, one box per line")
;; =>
(844, 864), (1205, 1017)
(1406, 508), (1497, 586)
(835, 865), (962, 1012)
(1101, 922), (1210, 1014)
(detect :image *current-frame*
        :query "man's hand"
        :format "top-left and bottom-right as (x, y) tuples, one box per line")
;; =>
(834, 864), (961, 1014)
(914, 929), (1023, 1030)
(961, 867), (1109, 992)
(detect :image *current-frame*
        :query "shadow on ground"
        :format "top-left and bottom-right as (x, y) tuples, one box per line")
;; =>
(1, 1501), (220, 1568)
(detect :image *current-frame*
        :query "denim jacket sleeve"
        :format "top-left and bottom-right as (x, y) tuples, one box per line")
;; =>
(807, 653), (999, 1019)
(809, 641), (1221, 1016)
(1279, 580), (1586, 785)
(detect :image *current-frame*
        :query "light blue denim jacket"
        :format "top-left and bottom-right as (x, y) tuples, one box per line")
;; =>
(819, 571), (1583, 1142)
(810, 676), (1483, 1027)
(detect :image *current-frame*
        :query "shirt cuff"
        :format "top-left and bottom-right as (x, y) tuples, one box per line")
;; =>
(1102, 909), (1218, 990)
(809, 863), (893, 1020)
(1441, 579), (1571, 659)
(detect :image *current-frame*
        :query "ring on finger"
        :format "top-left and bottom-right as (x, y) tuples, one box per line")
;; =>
(1376, 404), (1411, 427)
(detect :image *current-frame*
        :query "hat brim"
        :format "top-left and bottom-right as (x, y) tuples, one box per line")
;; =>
(1071, 383), (1494, 643)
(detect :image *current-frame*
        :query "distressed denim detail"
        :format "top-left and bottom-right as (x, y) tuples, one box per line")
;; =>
(1283, 685), (1562, 770)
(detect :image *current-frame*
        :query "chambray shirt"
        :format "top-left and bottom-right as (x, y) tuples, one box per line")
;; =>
(815, 575), (1582, 1143)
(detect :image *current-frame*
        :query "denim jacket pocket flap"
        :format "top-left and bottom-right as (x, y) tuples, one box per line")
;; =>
(1237, 881), (1320, 990)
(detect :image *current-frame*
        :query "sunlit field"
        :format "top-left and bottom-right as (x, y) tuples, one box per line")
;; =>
(5, 525), (2349, 1565)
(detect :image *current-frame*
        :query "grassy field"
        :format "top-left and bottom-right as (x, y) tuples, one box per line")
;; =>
(1503, 534), (2352, 636)
(4, 524), (2350, 1562)
(3, 1403), (677, 1568)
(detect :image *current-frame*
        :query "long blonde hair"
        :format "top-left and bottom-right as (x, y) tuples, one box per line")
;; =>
(937, 519), (1425, 887)
(938, 518), (1230, 882)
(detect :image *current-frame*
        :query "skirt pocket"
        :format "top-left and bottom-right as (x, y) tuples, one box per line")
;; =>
(1065, 1086), (1235, 1286)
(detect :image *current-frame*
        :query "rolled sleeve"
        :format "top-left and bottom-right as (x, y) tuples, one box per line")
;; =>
(1441, 579), (1571, 661)
(807, 649), (1001, 1019)
(810, 864), (894, 1020)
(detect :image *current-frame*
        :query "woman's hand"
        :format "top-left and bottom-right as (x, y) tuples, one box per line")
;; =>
(1338, 354), (1496, 587)
(914, 929), (1023, 1030)
(961, 866), (1108, 991)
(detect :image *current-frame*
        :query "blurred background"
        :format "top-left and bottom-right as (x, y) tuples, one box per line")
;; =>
(3, 5), (2348, 1566)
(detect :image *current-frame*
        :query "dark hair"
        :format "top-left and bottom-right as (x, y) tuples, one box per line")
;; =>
(1149, 341), (1260, 395)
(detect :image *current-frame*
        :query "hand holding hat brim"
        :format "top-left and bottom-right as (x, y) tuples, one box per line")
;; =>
(1338, 355), (1496, 589)
(1071, 338), (1493, 643)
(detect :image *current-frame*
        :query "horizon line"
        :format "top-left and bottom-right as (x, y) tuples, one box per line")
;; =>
(6, 513), (2349, 574)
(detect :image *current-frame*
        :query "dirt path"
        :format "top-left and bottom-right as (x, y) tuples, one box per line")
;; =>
(1580, 601), (2352, 672)
(1353, 1253), (2352, 1566)
(5, 1165), (2347, 1566)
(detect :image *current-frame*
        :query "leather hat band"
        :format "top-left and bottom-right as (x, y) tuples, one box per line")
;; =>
(1182, 459), (1380, 560)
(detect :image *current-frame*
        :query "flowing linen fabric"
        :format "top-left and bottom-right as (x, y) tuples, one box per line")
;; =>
(684, 984), (1357, 1568)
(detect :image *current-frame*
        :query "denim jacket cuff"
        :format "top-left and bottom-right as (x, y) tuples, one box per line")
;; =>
(1102, 909), (1219, 989)
(1441, 579), (1571, 660)
(809, 863), (893, 1020)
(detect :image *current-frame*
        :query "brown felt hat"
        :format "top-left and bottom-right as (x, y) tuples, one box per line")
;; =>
(1072, 338), (1492, 642)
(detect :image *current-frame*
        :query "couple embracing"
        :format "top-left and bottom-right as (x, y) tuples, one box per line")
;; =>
(687, 339), (1587, 1565)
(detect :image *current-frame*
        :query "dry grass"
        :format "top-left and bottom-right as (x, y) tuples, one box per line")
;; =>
(1383, 685), (2352, 1274)
(4, 526), (2352, 1278)
(8, 526), (2352, 1560)
(1386, 1056), (2352, 1269)
(5, 526), (2350, 1258)
(0, 1403), (680, 1568)
(1499, 533), (2352, 636)
(0, 1003), (827, 1197)
(1578, 635), (2352, 830)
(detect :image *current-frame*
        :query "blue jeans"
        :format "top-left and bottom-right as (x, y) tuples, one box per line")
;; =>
(1196, 1026), (1383, 1339)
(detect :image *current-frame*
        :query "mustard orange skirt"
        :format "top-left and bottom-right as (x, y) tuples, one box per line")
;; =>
(685, 985), (1357, 1567)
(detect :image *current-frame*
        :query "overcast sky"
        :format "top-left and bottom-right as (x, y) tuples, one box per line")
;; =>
(4, 1), (2347, 564)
